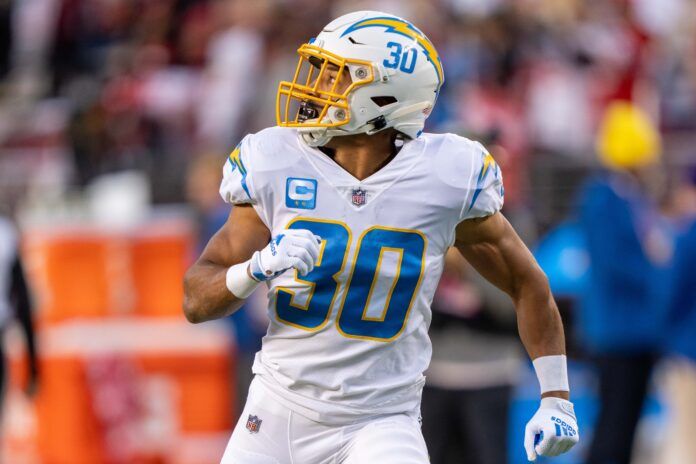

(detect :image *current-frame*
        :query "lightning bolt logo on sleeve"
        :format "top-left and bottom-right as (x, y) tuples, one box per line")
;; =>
(466, 151), (499, 214)
(228, 144), (252, 200)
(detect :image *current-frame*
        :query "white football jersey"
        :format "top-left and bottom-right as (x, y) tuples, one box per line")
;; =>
(219, 127), (503, 423)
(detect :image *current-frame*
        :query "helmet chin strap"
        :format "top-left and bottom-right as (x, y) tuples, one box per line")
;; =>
(380, 101), (431, 135)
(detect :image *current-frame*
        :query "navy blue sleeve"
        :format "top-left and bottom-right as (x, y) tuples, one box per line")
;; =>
(578, 179), (650, 286)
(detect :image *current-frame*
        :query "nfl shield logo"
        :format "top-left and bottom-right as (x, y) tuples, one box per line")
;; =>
(351, 188), (367, 206)
(246, 414), (262, 433)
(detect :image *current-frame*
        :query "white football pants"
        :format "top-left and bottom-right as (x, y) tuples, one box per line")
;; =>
(221, 377), (430, 464)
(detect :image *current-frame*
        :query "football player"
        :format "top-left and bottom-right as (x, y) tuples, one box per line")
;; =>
(184, 10), (579, 463)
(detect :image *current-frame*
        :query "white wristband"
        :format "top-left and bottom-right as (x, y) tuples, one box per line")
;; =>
(225, 260), (261, 299)
(532, 355), (569, 394)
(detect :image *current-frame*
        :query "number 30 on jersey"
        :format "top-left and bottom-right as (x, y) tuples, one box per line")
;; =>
(274, 218), (426, 342)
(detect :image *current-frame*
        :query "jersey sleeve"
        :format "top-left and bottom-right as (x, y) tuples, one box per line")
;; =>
(459, 142), (504, 221)
(219, 135), (257, 205)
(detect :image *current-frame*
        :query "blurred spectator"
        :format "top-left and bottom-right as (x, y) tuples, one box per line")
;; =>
(185, 153), (230, 252)
(422, 248), (522, 464)
(3, 0), (696, 204)
(0, 214), (38, 410)
(576, 102), (672, 464)
(658, 166), (696, 464)
(195, 0), (269, 151)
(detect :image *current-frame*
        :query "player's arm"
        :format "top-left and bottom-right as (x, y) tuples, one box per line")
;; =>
(455, 212), (566, 396)
(183, 204), (270, 323)
(455, 212), (579, 460)
(183, 204), (322, 324)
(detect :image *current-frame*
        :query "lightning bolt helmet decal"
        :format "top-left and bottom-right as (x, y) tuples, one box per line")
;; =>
(340, 16), (444, 89)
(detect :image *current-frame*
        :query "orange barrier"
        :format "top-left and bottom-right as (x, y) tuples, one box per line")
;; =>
(130, 231), (190, 318)
(8, 319), (235, 464)
(4, 221), (236, 464)
(24, 233), (113, 323)
(21, 220), (195, 323)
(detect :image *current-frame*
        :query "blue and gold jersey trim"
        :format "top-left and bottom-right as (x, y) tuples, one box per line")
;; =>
(466, 151), (500, 213)
(228, 144), (252, 200)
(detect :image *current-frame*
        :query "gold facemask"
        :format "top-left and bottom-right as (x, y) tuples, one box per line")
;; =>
(276, 44), (374, 129)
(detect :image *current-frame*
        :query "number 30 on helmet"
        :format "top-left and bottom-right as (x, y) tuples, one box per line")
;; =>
(276, 10), (445, 147)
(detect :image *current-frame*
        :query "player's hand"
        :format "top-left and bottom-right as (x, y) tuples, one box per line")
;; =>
(524, 397), (579, 461)
(250, 229), (322, 280)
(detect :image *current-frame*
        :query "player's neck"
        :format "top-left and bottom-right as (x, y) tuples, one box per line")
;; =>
(322, 130), (400, 181)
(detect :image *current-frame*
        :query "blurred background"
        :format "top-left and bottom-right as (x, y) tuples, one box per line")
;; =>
(0, 0), (695, 463)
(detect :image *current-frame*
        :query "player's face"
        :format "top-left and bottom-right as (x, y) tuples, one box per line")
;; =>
(298, 61), (352, 121)
(313, 63), (352, 94)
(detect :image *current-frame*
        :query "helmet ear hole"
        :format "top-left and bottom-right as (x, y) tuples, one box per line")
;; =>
(371, 96), (398, 107)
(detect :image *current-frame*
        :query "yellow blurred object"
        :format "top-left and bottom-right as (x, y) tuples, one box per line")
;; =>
(596, 101), (661, 170)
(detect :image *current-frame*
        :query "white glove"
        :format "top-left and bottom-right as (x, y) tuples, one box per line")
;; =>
(524, 397), (579, 461)
(249, 229), (321, 281)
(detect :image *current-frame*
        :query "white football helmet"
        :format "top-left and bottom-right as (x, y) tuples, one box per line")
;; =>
(276, 10), (444, 147)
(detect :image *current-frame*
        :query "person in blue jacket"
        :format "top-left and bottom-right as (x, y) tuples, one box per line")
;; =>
(577, 102), (672, 464)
